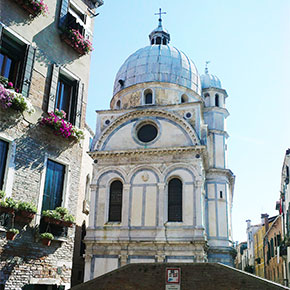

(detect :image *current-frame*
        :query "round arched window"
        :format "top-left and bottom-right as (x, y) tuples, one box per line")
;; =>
(137, 123), (158, 143)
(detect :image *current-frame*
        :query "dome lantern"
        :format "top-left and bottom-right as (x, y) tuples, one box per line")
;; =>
(149, 8), (170, 45)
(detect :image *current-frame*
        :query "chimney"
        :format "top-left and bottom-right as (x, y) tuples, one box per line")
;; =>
(261, 213), (269, 231)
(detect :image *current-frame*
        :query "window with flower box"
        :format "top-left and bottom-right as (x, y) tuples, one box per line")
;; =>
(58, 0), (93, 55)
(40, 159), (68, 238)
(48, 65), (83, 128)
(0, 26), (35, 97)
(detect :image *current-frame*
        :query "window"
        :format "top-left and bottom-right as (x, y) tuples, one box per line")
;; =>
(59, 0), (88, 38)
(116, 100), (121, 109)
(0, 32), (26, 89)
(0, 28), (35, 97)
(156, 37), (161, 45)
(48, 65), (83, 128)
(0, 140), (9, 190)
(168, 178), (182, 222)
(145, 93), (152, 104)
(42, 160), (65, 211)
(220, 191), (223, 198)
(215, 94), (219, 107)
(144, 89), (153, 105)
(181, 94), (188, 103)
(55, 74), (77, 124)
(136, 122), (158, 143)
(108, 180), (123, 222)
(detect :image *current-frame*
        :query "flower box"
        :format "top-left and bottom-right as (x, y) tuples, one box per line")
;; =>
(6, 229), (19, 241)
(41, 237), (52, 246)
(43, 216), (61, 225)
(41, 110), (84, 142)
(60, 29), (93, 55)
(59, 220), (73, 228)
(6, 231), (17, 241)
(61, 35), (86, 55)
(0, 206), (15, 214)
(13, 0), (48, 17)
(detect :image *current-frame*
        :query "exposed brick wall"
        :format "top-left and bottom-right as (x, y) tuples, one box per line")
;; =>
(72, 263), (289, 290)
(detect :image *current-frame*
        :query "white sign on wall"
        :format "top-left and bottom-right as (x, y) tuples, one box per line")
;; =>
(166, 268), (181, 290)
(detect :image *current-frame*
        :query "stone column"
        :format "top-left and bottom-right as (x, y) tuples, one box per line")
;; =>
(122, 184), (131, 227)
(195, 180), (205, 228)
(88, 184), (98, 228)
(84, 254), (93, 282)
(157, 183), (165, 226)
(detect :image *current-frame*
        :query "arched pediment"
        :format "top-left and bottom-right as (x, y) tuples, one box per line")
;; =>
(94, 109), (201, 151)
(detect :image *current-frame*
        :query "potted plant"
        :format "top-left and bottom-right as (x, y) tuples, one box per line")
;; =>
(6, 228), (19, 240)
(17, 201), (37, 218)
(0, 190), (5, 200)
(40, 232), (54, 246)
(0, 198), (17, 214)
(42, 210), (62, 225)
(62, 213), (75, 227)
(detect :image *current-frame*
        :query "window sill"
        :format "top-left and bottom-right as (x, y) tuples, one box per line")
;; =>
(53, 236), (68, 242)
(104, 222), (122, 227)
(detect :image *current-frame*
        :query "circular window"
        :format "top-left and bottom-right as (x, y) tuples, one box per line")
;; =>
(137, 123), (158, 143)
(105, 119), (110, 125)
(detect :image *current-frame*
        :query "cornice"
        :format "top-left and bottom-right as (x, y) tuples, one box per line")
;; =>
(203, 106), (229, 118)
(89, 145), (206, 159)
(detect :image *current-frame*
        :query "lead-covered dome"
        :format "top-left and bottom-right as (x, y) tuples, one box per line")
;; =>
(201, 72), (222, 89)
(113, 45), (201, 96)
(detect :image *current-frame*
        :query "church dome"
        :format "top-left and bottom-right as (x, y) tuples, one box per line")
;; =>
(113, 45), (201, 96)
(201, 72), (222, 89)
(113, 16), (201, 97)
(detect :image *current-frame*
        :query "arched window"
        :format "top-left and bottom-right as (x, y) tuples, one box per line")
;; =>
(215, 94), (219, 107)
(151, 39), (154, 45)
(116, 100), (121, 109)
(162, 38), (167, 45)
(144, 89), (153, 104)
(108, 180), (123, 222)
(168, 178), (182, 222)
(181, 94), (188, 103)
(156, 37), (161, 45)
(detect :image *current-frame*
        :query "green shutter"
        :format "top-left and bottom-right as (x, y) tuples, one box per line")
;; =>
(59, 0), (69, 29)
(75, 81), (84, 128)
(0, 23), (3, 40)
(21, 45), (35, 97)
(48, 64), (60, 112)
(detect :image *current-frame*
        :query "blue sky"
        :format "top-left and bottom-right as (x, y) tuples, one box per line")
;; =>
(86, 0), (290, 242)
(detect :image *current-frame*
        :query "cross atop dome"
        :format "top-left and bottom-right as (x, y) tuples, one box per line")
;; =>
(149, 8), (170, 45)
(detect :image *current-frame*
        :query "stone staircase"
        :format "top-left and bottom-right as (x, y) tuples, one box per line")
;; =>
(71, 263), (290, 290)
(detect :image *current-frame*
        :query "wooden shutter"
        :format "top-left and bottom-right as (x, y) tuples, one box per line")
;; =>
(75, 81), (83, 128)
(0, 23), (3, 40)
(59, 0), (69, 28)
(47, 64), (60, 112)
(21, 45), (35, 97)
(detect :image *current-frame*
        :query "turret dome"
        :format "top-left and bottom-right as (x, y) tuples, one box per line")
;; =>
(201, 65), (222, 89)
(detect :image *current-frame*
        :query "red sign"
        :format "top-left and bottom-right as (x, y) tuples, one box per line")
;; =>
(166, 268), (181, 284)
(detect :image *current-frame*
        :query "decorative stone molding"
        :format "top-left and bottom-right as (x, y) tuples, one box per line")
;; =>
(89, 145), (206, 160)
(95, 109), (201, 150)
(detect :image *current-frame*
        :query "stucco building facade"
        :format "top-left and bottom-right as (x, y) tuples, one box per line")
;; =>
(0, 0), (102, 288)
(84, 17), (235, 280)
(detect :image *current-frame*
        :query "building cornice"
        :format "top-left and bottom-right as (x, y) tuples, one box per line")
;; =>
(89, 145), (206, 159)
